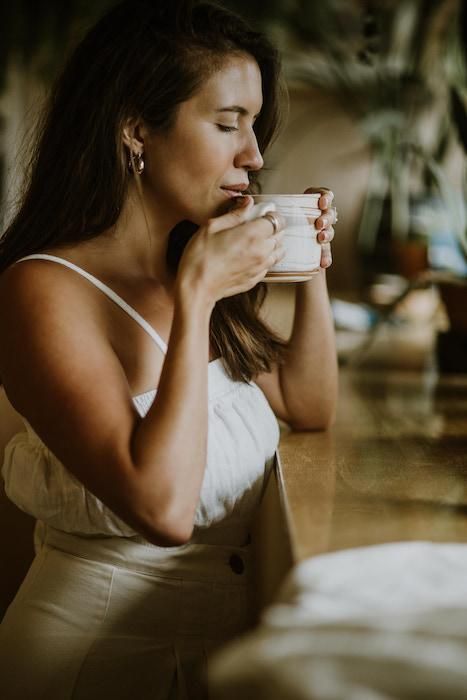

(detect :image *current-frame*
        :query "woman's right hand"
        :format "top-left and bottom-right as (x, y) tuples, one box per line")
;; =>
(176, 196), (285, 305)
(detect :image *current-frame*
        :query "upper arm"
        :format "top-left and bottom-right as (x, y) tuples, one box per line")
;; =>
(0, 263), (140, 519)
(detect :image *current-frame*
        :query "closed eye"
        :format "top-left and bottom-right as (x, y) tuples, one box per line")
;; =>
(216, 124), (238, 133)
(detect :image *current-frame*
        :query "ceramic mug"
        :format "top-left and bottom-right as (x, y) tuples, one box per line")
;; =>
(246, 194), (322, 282)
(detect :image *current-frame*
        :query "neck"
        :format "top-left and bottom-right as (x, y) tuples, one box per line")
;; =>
(102, 181), (182, 285)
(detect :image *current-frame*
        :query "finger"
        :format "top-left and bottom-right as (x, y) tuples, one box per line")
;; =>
(261, 238), (286, 269)
(317, 225), (335, 243)
(262, 211), (286, 236)
(231, 202), (286, 239)
(207, 195), (255, 234)
(324, 207), (338, 226)
(320, 242), (333, 268)
(257, 243), (287, 281)
(304, 187), (334, 211)
(316, 208), (337, 229)
(243, 214), (286, 242)
(318, 192), (334, 211)
(276, 245), (287, 263)
(267, 231), (285, 252)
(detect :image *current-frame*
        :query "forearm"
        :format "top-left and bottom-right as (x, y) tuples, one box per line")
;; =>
(128, 282), (212, 541)
(281, 269), (338, 429)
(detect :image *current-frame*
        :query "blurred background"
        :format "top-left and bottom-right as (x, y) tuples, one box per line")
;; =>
(0, 0), (466, 372)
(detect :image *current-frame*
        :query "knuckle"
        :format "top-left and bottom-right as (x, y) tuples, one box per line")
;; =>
(231, 210), (245, 225)
(253, 260), (267, 276)
(248, 230), (258, 245)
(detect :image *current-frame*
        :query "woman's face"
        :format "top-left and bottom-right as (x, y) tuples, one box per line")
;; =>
(142, 55), (264, 225)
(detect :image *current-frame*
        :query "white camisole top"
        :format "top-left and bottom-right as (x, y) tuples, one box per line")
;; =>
(2, 254), (280, 545)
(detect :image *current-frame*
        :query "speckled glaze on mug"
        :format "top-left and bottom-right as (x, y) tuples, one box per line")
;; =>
(250, 194), (322, 282)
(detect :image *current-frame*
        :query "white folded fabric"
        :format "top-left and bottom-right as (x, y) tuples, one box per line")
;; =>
(209, 541), (467, 699)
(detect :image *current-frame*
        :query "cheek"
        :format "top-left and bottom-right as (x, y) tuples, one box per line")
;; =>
(175, 151), (224, 205)
(175, 126), (228, 181)
(167, 150), (214, 196)
(185, 148), (223, 183)
(166, 170), (222, 224)
(149, 131), (228, 218)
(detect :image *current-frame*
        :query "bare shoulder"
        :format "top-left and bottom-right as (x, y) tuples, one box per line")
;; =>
(0, 256), (98, 323)
(0, 259), (103, 385)
(0, 259), (128, 419)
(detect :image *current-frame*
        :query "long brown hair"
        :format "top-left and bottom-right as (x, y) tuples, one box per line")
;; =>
(0, 0), (287, 382)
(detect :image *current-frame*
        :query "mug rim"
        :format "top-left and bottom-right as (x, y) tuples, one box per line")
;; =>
(252, 193), (320, 198)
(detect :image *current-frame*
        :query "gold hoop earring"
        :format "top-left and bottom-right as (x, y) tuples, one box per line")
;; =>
(129, 151), (145, 175)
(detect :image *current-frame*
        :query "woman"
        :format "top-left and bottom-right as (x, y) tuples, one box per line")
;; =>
(0, 0), (338, 697)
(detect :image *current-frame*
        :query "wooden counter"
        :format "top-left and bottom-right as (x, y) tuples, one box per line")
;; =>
(277, 368), (467, 563)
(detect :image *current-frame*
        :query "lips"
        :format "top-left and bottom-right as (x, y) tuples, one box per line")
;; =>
(221, 184), (249, 198)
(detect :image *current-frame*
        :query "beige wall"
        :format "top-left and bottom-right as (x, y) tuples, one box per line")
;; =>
(262, 85), (373, 293)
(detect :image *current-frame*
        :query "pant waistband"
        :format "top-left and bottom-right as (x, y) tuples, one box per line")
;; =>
(40, 524), (253, 584)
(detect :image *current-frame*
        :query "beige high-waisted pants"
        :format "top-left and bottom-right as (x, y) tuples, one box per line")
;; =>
(0, 525), (253, 700)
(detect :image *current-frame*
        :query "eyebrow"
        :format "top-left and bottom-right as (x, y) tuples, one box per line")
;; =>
(216, 106), (260, 118)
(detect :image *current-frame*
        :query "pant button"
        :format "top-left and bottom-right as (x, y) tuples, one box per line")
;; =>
(229, 554), (245, 575)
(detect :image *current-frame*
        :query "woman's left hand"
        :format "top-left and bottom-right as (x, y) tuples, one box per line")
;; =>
(304, 187), (337, 269)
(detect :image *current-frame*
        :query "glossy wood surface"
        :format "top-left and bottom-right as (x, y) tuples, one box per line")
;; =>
(277, 368), (467, 562)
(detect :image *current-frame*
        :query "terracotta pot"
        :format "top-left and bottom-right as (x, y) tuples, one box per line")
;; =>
(390, 239), (428, 280)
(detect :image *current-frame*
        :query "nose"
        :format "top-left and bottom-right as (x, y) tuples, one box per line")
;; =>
(235, 130), (264, 172)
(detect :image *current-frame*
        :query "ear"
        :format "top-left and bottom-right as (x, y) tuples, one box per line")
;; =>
(122, 120), (146, 153)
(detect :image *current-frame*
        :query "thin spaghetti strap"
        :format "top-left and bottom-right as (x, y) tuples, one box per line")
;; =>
(15, 254), (168, 356)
